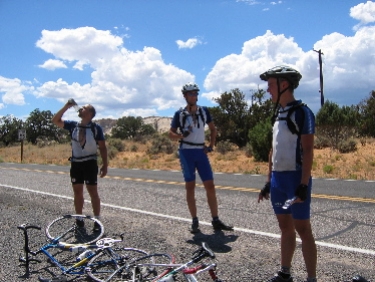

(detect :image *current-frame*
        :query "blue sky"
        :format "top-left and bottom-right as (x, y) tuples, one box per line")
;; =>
(1, 0), (375, 121)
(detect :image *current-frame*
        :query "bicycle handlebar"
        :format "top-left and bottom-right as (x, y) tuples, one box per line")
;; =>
(17, 224), (42, 231)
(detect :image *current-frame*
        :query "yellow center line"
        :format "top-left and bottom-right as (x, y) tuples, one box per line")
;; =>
(2, 166), (374, 204)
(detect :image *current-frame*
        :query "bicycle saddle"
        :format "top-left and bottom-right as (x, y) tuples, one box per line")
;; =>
(352, 275), (369, 282)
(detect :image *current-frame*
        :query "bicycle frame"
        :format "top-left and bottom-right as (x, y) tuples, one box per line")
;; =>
(18, 224), (123, 281)
(149, 242), (222, 282)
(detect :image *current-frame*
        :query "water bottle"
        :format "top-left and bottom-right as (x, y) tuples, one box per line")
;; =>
(69, 246), (86, 253)
(68, 98), (80, 111)
(76, 250), (94, 261)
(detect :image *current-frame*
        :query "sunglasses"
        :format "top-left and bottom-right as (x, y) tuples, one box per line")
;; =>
(185, 92), (199, 97)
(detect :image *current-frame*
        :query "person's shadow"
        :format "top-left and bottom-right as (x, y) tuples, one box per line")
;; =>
(186, 230), (238, 253)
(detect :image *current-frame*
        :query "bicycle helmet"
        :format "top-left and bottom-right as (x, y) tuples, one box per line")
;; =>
(260, 65), (302, 89)
(181, 82), (200, 93)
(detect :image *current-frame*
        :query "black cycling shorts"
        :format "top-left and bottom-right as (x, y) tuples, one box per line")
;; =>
(70, 160), (98, 185)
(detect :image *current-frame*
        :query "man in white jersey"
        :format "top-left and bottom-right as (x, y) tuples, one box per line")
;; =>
(52, 100), (108, 232)
(257, 66), (317, 282)
(169, 82), (233, 233)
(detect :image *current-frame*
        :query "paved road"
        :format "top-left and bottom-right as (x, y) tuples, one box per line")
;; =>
(0, 163), (374, 281)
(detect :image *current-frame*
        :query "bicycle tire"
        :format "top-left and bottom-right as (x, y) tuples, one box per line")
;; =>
(45, 214), (104, 244)
(86, 247), (151, 282)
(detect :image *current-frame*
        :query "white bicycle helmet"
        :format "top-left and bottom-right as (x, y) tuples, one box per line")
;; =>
(181, 82), (200, 93)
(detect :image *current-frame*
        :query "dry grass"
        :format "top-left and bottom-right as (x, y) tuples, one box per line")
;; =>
(1, 138), (375, 180)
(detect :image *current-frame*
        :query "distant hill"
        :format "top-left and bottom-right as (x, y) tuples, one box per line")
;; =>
(94, 116), (172, 135)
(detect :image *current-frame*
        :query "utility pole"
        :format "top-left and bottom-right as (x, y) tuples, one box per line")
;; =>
(314, 49), (324, 106)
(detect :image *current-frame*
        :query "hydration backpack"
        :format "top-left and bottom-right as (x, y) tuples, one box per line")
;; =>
(179, 106), (207, 130)
(69, 122), (99, 142)
(277, 103), (306, 136)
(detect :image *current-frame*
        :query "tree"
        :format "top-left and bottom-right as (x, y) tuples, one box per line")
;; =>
(248, 117), (272, 161)
(0, 115), (24, 146)
(210, 89), (251, 148)
(25, 109), (61, 144)
(315, 100), (359, 150)
(111, 116), (144, 139)
(139, 124), (156, 136)
(357, 90), (375, 137)
(210, 88), (273, 148)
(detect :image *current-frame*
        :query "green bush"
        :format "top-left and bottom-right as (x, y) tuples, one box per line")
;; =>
(248, 119), (272, 162)
(323, 165), (334, 174)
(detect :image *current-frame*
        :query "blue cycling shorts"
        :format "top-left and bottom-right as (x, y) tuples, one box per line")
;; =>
(178, 148), (213, 182)
(270, 171), (312, 220)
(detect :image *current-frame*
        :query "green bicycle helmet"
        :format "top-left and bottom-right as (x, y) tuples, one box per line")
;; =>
(260, 65), (302, 89)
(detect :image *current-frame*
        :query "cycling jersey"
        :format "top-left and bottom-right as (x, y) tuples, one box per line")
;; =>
(272, 100), (315, 171)
(171, 106), (212, 149)
(64, 121), (105, 162)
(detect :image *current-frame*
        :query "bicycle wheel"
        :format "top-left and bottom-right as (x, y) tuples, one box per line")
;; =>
(45, 214), (104, 244)
(86, 247), (150, 282)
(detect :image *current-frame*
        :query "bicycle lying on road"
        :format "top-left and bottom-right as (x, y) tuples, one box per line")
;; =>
(18, 214), (152, 282)
(94, 241), (223, 282)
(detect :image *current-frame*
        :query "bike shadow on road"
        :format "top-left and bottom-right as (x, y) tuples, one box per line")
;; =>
(185, 230), (238, 254)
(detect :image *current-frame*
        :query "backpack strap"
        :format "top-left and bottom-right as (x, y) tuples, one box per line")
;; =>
(277, 103), (306, 136)
(180, 106), (206, 130)
(90, 122), (98, 143)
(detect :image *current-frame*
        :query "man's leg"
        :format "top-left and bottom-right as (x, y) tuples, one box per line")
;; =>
(202, 179), (218, 218)
(72, 184), (85, 214)
(185, 180), (197, 218)
(294, 219), (317, 278)
(86, 184), (101, 217)
(276, 214), (296, 269)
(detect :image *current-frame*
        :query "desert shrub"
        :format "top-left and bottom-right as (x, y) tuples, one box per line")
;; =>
(133, 134), (148, 144)
(244, 144), (253, 158)
(215, 140), (235, 154)
(314, 135), (330, 149)
(108, 138), (125, 152)
(107, 146), (119, 160)
(130, 144), (138, 152)
(338, 139), (357, 153)
(147, 135), (175, 154)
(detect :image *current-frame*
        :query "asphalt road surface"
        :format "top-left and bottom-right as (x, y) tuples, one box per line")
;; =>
(0, 162), (374, 281)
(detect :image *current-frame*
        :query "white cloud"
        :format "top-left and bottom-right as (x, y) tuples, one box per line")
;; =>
(204, 30), (304, 95)
(38, 59), (67, 70)
(176, 38), (202, 49)
(34, 27), (194, 118)
(36, 27), (124, 70)
(203, 25), (375, 113)
(0, 76), (34, 105)
(313, 25), (375, 91)
(350, 1), (375, 30)
(236, 0), (260, 5)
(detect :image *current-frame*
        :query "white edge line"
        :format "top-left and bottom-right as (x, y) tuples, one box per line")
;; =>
(2, 184), (375, 256)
